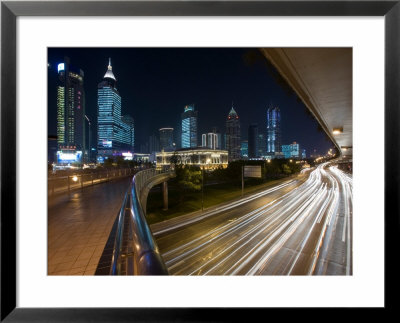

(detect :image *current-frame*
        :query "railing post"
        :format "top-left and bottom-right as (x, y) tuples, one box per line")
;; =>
(81, 175), (83, 189)
(67, 176), (70, 192)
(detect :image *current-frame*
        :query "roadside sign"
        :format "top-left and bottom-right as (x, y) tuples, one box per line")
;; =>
(243, 165), (262, 178)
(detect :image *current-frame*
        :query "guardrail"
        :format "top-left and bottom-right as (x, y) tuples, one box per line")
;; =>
(48, 168), (136, 196)
(110, 167), (174, 275)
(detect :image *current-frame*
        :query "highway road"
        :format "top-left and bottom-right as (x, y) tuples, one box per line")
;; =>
(153, 162), (352, 275)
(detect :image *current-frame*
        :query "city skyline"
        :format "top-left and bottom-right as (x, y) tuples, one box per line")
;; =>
(48, 48), (334, 159)
(46, 47), (353, 279)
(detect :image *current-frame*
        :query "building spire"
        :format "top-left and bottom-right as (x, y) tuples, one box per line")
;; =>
(104, 57), (116, 81)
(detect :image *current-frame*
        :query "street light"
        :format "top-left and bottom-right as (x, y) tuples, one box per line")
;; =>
(85, 115), (91, 162)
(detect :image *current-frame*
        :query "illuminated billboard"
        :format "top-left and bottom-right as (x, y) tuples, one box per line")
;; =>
(57, 150), (82, 164)
(101, 140), (112, 148)
(122, 152), (133, 160)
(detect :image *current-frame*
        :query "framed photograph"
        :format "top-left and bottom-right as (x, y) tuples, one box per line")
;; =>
(1, 0), (398, 321)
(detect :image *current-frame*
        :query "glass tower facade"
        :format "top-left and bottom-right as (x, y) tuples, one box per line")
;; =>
(121, 115), (135, 151)
(97, 58), (134, 158)
(240, 140), (248, 158)
(159, 128), (174, 151)
(282, 142), (301, 159)
(56, 57), (85, 160)
(225, 106), (241, 161)
(181, 104), (198, 148)
(266, 105), (281, 155)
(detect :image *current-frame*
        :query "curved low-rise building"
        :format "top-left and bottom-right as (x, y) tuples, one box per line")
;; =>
(156, 148), (228, 170)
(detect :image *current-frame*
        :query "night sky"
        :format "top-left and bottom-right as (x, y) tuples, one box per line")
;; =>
(48, 48), (334, 156)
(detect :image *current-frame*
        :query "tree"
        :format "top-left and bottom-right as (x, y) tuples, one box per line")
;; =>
(282, 164), (291, 175)
(175, 165), (202, 203)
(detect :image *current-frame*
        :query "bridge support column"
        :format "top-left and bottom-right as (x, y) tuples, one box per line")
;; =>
(162, 181), (168, 211)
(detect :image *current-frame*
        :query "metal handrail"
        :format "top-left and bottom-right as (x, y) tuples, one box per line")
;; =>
(110, 188), (130, 275)
(48, 168), (137, 196)
(111, 167), (173, 275)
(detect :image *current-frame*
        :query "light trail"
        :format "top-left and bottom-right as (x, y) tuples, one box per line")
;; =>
(157, 162), (352, 275)
(153, 179), (299, 236)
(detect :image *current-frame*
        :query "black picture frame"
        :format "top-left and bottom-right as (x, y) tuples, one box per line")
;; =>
(1, 1), (398, 321)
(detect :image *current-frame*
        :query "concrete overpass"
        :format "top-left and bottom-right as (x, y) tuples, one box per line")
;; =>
(260, 48), (352, 158)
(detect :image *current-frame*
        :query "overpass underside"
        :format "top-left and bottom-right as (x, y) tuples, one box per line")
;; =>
(260, 48), (352, 158)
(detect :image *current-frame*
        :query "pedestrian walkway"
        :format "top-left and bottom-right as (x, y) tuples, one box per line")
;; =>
(48, 177), (132, 275)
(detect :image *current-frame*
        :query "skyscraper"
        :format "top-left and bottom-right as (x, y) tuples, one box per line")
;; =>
(266, 104), (281, 156)
(257, 134), (266, 158)
(181, 104), (198, 148)
(225, 106), (241, 161)
(121, 115), (135, 151)
(159, 128), (174, 151)
(56, 57), (86, 163)
(149, 134), (160, 153)
(240, 140), (248, 158)
(201, 132), (218, 149)
(248, 124), (258, 159)
(97, 58), (133, 159)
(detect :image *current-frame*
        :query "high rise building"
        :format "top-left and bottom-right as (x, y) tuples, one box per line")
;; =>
(159, 128), (174, 151)
(282, 142), (301, 159)
(97, 58), (133, 159)
(266, 104), (281, 156)
(121, 115), (135, 151)
(202, 132), (218, 149)
(248, 124), (258, 159)
(257, 133), (266, 158)
(240, 140), (248, 158)
(56, 57), (86, 163)
(225, 106), (241, 161)
(181, 104), (198, 148)
(149, 134), (160, 153)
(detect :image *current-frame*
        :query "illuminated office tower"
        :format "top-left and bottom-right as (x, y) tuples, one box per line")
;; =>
(56, 57), (86, 163)
(97, 58), (133, 158)
(225, 106), (241, 161)
(266, 104), (281, 156)
(241, 140), (248, 158)
(282, 142), (301, 159)
(159, 127), (174, 151)
(181, 104), (198, 148)
(121, 115), (135, 151)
